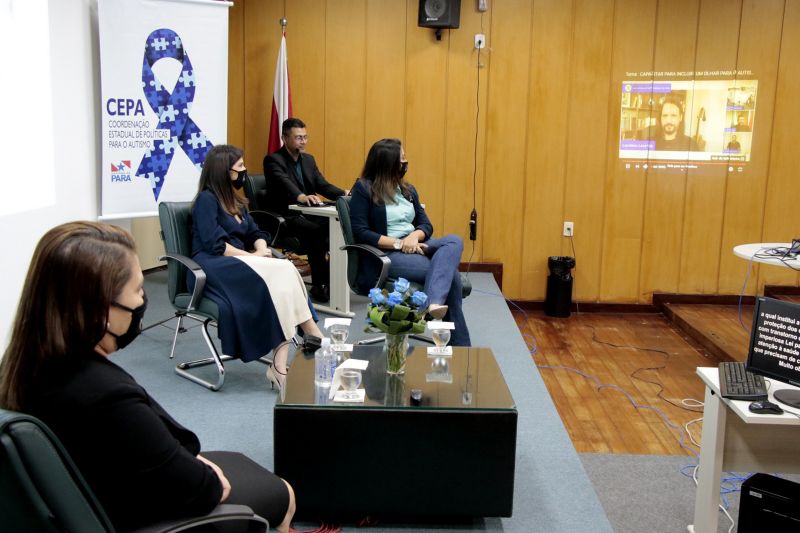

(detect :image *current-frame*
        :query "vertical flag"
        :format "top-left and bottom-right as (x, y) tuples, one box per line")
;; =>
(267, 32), (292, 155)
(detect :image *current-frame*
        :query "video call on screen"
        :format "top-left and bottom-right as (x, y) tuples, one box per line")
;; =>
(618, 79), (758, 173)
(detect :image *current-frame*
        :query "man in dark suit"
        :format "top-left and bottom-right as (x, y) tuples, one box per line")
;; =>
(263, 118), (347, 302)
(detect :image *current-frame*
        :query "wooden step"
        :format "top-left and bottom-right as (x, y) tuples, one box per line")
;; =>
(663, 303), (753, 363)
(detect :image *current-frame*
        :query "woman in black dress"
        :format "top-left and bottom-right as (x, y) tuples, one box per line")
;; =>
(0, 222), (296, 531)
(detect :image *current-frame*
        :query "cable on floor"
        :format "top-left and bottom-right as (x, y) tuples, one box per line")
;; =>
(289, 523), (341, 533)
(680, 464), (737, 533)
(289, 525), (337, 533)
(586, 324), (705, 414)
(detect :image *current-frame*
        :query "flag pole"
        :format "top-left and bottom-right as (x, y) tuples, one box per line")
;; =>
(267, 17), (292, 155)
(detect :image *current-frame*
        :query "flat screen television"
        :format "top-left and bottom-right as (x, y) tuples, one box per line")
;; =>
(746, 296), (800, 408)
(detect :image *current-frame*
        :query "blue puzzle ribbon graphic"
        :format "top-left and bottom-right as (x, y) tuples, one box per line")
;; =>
(136, 29), (213, 200)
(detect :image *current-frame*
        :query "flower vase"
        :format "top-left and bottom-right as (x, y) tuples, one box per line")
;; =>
(384, 374), (406, 406)
(384, 333), (409, 374)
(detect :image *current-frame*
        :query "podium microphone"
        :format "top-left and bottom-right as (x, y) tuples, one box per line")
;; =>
(469, 209), (477, 241)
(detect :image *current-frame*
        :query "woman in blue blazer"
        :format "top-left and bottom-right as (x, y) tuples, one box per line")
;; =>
(350, 138), (471, 346)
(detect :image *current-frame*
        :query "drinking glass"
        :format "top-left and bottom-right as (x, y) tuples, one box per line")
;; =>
(432, 328), (451, 354)
(340, 369), (362, 400)
(329, 323), (349, 350)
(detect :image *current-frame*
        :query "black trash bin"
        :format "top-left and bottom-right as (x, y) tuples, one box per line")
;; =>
(544, 256), (575, 317)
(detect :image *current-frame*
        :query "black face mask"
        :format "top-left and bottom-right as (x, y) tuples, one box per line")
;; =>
(108, 292), (148, 349)
(399, 161), (408, 177)
(232, 169), (247, 190)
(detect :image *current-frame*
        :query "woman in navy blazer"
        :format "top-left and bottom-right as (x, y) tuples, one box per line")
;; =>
(350, 138), (471, 346)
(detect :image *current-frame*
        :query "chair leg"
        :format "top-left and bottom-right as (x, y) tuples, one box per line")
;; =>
(174, 318), (231, 391)
(169, 314), (184, 359)
(142, 313), (179, 332)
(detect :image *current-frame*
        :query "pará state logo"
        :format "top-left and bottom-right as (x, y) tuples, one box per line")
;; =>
(111, 161), (132, 182)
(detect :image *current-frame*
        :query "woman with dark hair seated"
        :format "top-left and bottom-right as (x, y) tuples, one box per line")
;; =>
(0, 222), (296, 531)
(350, 138), (471, 346)
(192, 144), (323, 390)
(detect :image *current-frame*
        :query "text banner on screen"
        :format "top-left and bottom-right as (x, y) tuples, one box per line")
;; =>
(98, 0), (231, 219)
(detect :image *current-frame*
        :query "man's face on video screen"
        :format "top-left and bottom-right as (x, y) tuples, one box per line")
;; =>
(660, 102), (682, 139)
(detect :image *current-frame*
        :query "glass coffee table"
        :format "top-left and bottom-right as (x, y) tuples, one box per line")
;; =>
(274, 345), (517, 521)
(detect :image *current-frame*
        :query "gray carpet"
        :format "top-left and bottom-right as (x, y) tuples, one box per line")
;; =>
(581, 453), (713, 533)
(112, 270), (611, 532)
(580, 453), (800, 533)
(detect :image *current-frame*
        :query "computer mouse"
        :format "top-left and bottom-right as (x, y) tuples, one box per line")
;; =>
(748, 400), (784, 415)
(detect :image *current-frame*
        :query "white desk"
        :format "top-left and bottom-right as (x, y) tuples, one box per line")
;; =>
(288, 204), (354, 318)
(733, 242), (800, 268)
(690, 367), (800, 532)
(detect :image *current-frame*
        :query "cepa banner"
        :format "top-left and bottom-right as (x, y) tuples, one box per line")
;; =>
(98, 0), (231, 219)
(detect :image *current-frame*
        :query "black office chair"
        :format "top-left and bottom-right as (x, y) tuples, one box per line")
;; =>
(0, 408), (268, 532)
(335, 196), (472, 345)
(242, 174), (302, 254)
(158, 201), (272, 391)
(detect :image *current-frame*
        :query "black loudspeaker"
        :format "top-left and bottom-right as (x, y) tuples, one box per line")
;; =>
(418, 0), (461, 29)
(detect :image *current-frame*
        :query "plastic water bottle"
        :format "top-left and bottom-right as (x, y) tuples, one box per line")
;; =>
(314, 337), (336, 387)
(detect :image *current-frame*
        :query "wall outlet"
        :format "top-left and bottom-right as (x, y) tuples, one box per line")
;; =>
(563, 221), (574, 237)
(474, 34), (486, 49)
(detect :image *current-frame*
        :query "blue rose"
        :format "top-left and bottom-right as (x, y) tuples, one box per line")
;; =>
(369, 288), (386, 305)
(411, 291), (428, 308)
(393, 277), (410, 294)
(387, 291), (404, 307)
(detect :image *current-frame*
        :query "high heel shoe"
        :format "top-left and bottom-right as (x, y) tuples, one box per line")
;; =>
(266, 364), (287, 391)
(427, 304), (448, 320)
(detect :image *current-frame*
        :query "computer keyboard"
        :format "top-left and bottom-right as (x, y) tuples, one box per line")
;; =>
(718, 362), (768, 401)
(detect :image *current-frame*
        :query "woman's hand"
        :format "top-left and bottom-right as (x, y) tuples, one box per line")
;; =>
(224, 243), (251, 257)
(252, 248), (273, 258)
(401, 233), (425, 255)
(253, 239), (272, 257)
(197, 454), (231, 502)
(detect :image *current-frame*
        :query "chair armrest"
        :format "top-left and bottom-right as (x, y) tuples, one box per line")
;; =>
(129, 504), (268, 533)
(341, 243), (392, 289)
(158, 253), (207, 312)
(250, 209), (286, 246)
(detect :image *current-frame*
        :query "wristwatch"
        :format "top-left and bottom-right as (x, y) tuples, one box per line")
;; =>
(393, 239), (402, 250)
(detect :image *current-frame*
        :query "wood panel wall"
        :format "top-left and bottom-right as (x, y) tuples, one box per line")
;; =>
(229, 0), (800, 302)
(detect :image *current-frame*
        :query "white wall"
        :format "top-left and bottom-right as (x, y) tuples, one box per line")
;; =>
(0, 0), (100, 347)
